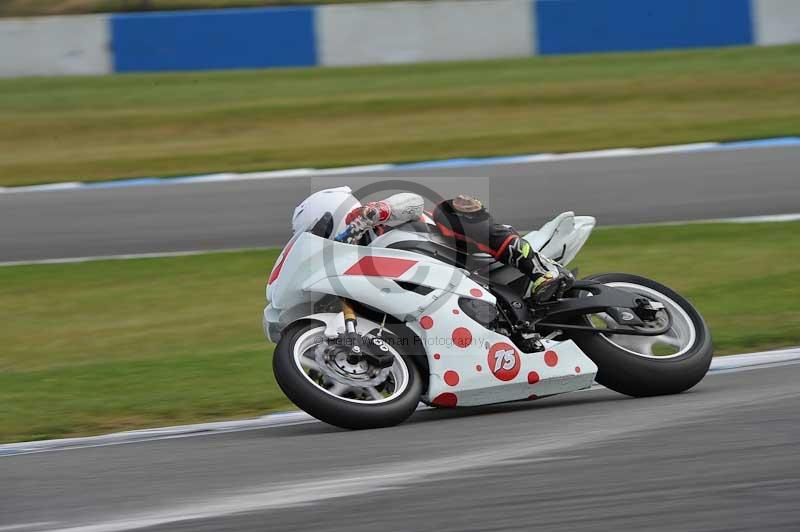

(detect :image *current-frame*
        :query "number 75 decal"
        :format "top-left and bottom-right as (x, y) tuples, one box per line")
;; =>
(487, 342), (521, 381)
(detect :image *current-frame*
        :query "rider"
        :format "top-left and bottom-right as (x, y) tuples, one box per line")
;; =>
(430, 194), (573, 304)
(292, 188), (572, 304)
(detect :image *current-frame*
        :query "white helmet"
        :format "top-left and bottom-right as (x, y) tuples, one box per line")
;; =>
(292, 186), (361, 235)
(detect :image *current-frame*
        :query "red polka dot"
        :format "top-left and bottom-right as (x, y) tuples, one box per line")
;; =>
(433, 353), (441, 360)
(545, 350), (559, 367)
(432, 392), (458, 407)
(452, 309), (460, 315)
(444, 370), (460, 386)
(528, 394), (538, 400)
(476, 365), (482, 372)
(452, 327), (473, 348)
(470, 288), (483, 298)
(420, 316), (434, 330)
(527, 371), (540, 384)
(575, 366), (581, 373)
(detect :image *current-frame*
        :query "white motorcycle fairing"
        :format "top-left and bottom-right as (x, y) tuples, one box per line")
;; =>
(523, 211), (596, 266)
(264, 216), (598, 408)
(284, 311), (597, 407)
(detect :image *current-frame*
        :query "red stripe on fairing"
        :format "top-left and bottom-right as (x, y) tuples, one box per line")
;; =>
(268, 240), (295, 285)
(344, 256), (417, 277)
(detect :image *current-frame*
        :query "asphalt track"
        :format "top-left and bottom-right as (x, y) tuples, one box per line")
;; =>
(1, 362), (799, 532)
(2, 146), (800, 262)
(3, 146), (800, 532)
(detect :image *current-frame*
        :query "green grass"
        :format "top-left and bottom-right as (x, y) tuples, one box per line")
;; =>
(2, 221), (799, 443)
(0, 0), (377, 17)
(2, 45), (799, 186)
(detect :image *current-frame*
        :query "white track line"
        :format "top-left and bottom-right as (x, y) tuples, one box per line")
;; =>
(0, 524), (57, 532)
(2, 213), (798, 267)
(0, 348), (797, 458)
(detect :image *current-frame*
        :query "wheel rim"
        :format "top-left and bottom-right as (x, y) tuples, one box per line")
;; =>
(292, 326), (410, 404)
(587, 282), (697, 359)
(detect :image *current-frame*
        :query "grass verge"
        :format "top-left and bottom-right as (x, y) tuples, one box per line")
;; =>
(2, 221), (799, 443)
(0, 0), (374, 17)
(1, 45), (799, 186)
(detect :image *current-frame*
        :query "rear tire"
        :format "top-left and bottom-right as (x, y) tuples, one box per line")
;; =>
(568, 273), (712, 397)
(273, 320), (422, 429)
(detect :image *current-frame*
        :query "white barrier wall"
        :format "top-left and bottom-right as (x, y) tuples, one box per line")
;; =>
(0, 15), (110, 78)
(753, 0), (800, 45)
(316, 0), (534, 67)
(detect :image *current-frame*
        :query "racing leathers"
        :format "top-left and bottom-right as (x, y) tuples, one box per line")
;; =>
(346, 193), (572, 304)
(432, 197), (573, 304)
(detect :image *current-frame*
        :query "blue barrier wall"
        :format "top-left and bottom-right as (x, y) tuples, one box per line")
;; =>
(111, 7), (317, 72)
(535, 0), (753, 55)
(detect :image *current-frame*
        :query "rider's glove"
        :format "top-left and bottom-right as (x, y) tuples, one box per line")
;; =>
(348, 214), (374, 235)
(345, 194), (424, 229)
(345, 201), (391, 228)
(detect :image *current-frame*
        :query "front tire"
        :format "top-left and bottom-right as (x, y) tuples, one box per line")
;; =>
(568, 273), (713, 397)
(273, 320), (422, 429)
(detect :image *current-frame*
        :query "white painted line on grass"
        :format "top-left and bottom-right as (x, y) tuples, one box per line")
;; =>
(707, 347), (800, 373)
(712, 213), (800, 224)
(0, 247), (269, 267)
(606, 213), (800, 228)
(1, 348), (797, 458)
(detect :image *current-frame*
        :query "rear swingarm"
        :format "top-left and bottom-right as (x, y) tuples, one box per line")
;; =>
(534, 320), (672, 336)
(534, 280), (671, 336)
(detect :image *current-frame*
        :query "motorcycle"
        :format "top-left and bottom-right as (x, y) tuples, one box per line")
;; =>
(263, 210), (712, 429)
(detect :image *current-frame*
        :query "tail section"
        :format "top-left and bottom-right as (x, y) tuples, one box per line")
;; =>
(523, 212), (596, 266)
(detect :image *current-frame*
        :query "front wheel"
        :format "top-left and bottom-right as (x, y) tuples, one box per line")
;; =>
(568, 273), (713, 397)
(273, 320), (422, 429)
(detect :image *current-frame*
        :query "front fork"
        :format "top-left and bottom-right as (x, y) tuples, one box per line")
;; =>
(339, 298), (395, 368)
(340, 298), (362, 355)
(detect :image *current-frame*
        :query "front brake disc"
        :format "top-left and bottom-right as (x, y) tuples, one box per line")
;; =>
(313, 342), (392, 387)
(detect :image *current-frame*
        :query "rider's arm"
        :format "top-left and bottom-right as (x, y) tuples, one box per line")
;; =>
(346, 193), (424, 228)
(336, 193), (424, 244)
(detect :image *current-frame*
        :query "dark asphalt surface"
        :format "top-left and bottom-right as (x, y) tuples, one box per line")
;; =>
(3, 146), (799, 531)
(2, 146), (799, 262)
(2, 364), (799, 532)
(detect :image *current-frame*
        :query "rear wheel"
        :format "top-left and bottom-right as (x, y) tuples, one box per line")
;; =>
(273, 320), (422, 429)
(568, 273), (712, 397)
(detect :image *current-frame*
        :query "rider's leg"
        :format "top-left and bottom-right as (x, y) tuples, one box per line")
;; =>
(490, 227), (573, 304)
(432, 199), (571, 303)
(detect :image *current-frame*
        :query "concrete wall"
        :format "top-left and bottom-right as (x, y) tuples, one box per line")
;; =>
(0, 15), (109, 77)
(1, 0), (799, 77)
(317, 0), (533, 66)
(753, 0), (800, 45)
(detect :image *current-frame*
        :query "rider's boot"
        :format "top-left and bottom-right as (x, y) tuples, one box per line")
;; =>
(504, 237), (574, 305)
